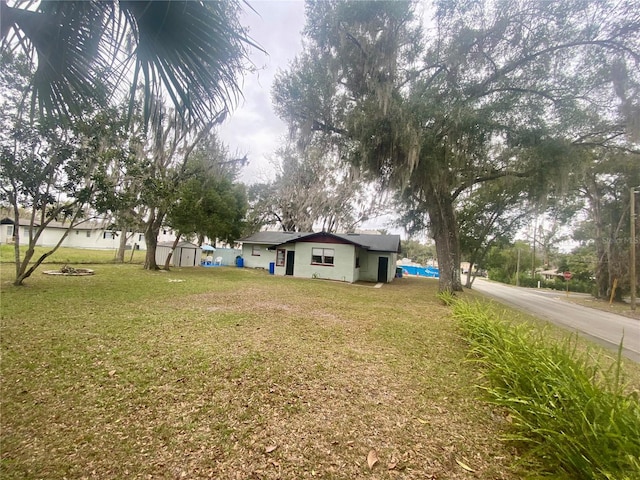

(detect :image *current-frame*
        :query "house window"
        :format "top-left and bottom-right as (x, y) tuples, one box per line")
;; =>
(252, 245), (261, 256)
(276, 249), (285, 267)
(138, 234), (144, 241)
(355, 255), (360, 268)
(86, 231), (91, 238)
(103, 231), (115, 240)
(6, 225), (13, 237)
(311, 248), (334, 266)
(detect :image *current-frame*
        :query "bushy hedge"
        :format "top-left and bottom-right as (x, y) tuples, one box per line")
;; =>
(447, 297), (640, 479)
(486, 269), (595, 294)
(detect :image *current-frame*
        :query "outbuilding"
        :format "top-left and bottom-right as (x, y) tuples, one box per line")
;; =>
(155, 241), (201, 267)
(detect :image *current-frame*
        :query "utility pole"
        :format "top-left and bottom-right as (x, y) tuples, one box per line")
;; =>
(531, 213), (537, 278)
(516, 248), (521, 287)
(631, 187), (637, 311)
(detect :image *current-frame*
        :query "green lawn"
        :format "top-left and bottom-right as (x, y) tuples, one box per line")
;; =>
(0, 244), (146, 265)
(1, 256), (638, 479)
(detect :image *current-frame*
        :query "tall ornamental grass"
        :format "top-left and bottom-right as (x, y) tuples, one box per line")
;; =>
(450, 298), (640, 479)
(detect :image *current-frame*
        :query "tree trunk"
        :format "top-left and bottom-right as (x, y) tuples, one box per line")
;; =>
(116, 226), (128, 263)
(164, 235), (181, 270)
(607, 234), (625, 302)
(464, 261), (475, 289)
(592, 240), (608, 297)
(428, 194), (463, 292)
(585, 177), (608, 298)
(143, 212), (164, 270)
(13, 208), (83, 286)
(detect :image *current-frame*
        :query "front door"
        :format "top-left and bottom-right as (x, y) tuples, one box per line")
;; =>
(377, 256), (389, 283)
(286, 251), (295, 276)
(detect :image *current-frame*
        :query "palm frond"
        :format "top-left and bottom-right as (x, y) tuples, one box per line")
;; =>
(1, 0), (259, 126)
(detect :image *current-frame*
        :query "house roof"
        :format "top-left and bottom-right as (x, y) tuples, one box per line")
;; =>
(239, 231), (401, 253)
(238, 231), (307, 245)
(0, 217), (105, 231)
(157, 241), (200, 249)
(539, 269), (563, 277)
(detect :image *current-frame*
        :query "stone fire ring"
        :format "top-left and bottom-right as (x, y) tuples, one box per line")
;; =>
(43, 268), (95, 276)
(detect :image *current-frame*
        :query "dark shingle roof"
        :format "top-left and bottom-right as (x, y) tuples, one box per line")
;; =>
(238, 231), (307, 245)
(239, 231), (401, 253)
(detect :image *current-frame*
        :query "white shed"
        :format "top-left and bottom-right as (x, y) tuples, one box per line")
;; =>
(156, 241), (201, 267)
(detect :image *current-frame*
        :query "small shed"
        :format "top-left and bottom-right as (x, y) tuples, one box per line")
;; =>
(156, 241), (201, 267)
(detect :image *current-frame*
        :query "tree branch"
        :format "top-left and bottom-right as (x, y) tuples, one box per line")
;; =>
(478, 39), (640, 93)
(452, 169), (532, 200)
(311, 119), (349, 137)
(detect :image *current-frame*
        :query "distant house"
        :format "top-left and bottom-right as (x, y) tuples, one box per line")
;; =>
(539, 269), (563, 281)
(238, 231), (401, 283)
(155, 242), (201, 267)
(0, 217), (132, 250)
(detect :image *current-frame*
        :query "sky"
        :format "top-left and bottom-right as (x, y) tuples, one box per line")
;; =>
(217, 0), (307, 185)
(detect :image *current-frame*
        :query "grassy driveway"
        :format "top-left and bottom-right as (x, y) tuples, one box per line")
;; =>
(1, 265), (537, 478)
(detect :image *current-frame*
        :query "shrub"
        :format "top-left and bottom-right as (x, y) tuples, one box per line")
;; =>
(451, 299), (640, 479)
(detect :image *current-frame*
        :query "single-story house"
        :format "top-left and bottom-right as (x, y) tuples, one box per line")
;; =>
(0, 217), (135, 250)
(539, 269), (564, 281)
(155, 241), (202, 267)
(238, 231), (401, 283)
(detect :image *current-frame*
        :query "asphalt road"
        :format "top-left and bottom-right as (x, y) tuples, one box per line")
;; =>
(471, 278), (640, 362)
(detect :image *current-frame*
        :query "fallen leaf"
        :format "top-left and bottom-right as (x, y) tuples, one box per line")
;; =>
(265, 445), (277, 454)
(108, 370), (116, 377)
(416, 417), (428, 424)
(455, 459), (475, 472)
(387, 460), (398, 470)
(367, 449), (379, 470)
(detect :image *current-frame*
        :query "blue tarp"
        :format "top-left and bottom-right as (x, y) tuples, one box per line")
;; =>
(400, 265), (440, 278)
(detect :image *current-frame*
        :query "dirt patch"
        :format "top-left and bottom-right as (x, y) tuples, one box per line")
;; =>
(43, 268), (94, 276)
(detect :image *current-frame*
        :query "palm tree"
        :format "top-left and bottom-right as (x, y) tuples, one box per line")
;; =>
(1, 0), (257, 125)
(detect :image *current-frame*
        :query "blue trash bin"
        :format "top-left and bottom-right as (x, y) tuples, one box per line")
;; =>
(235, 256), (244, 268)
(269, 262), (275, 275)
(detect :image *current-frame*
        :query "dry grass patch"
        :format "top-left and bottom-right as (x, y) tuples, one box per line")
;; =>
(2, 266), (523, 479)
(560, 295), (640, 321)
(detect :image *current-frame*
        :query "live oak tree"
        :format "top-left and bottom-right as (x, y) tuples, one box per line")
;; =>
(246, 142), (384, 233)
(485, 240), (541, 285)
(162, 138), (248, 269)
(273, 0), (639, 292)
(91, 104), (246, 270)
(576, 152), (640, 300)
(457, 179), (534, 288)
(128, 109), (225, 270)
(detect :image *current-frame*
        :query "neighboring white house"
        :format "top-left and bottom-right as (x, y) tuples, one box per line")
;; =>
(1, 216), (233, 256)
(539, 268), (564, 281)
(238, 231), (401, 283)
(155, 241), (202, 267)
(0, 217), (141, 250)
